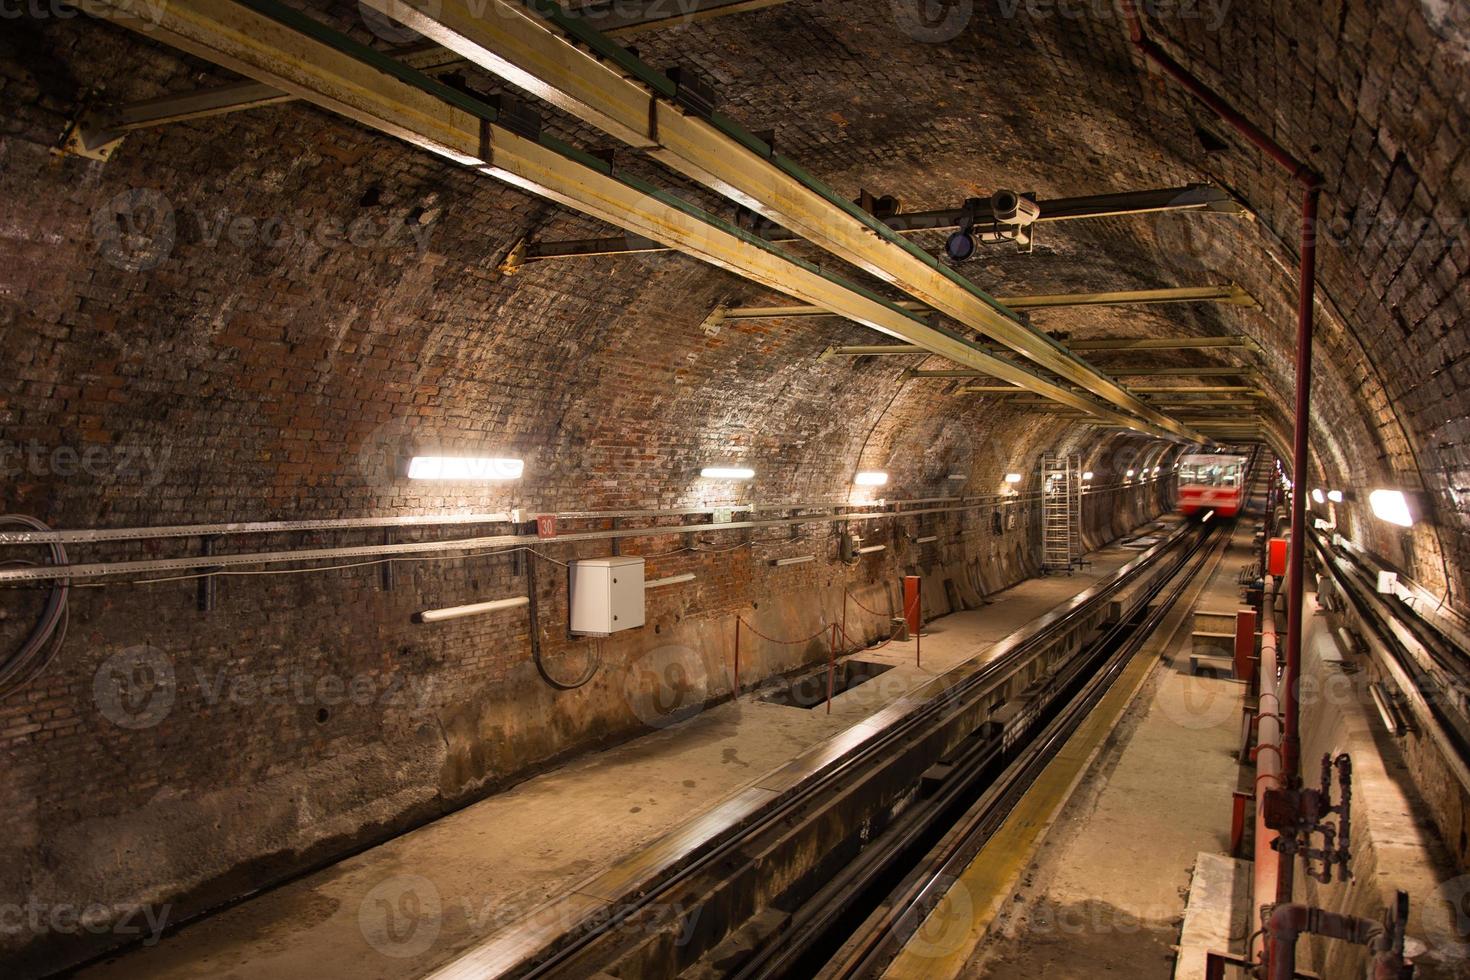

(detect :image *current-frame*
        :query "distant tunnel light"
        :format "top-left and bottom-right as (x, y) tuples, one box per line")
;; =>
(408, 456), (523, 480)
(854, 470), (889, 486)
(1369, 489), (1415, 527)
(1126, 469), (1136, 478)
(1312, 488), (1326, 504)
(1004, 473), (1023, 484)
(701, 466), (755, 480)
(1082, 471), (1094, 481)
(1327, 489), (1345, 503)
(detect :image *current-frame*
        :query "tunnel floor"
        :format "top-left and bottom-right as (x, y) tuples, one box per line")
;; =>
(74, 530), (1175, 979)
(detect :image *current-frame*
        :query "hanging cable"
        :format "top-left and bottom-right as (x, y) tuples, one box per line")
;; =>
(0, 515), (70, 695)
(527, 549), (599, 690)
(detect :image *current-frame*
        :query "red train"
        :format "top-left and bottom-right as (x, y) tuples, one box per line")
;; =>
(1177, 453), (1247, 518)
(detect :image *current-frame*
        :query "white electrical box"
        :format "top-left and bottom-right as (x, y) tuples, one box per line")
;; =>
(569, 557), (645, 635)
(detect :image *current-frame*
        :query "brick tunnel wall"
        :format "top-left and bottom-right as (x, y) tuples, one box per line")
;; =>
(0, 16), (1189, 976)
(0, 0), (1465, 972)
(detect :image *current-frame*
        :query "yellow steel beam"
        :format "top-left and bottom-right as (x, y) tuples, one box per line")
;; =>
(90, 0), (1185, 437)
(1065, 334), (1263, 353)
(908, 365), (1254, 380)
(362, 0), (1205, 442)
(725, 283), (1255, 319)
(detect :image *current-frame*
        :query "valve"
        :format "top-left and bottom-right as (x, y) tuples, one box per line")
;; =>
(1263, 752), (1353, 884)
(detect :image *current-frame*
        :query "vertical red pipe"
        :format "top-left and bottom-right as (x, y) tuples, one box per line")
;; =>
(1282, 186), (1320, 776)
(733, 616), (741, 697)
(1118, 0), (1322, 782)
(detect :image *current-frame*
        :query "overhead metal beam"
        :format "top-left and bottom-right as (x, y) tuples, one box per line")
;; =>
(516, 187), (1248, 262)
(824, 335), (1261, 360)
(907, 364), (1254, 380)
(61, 0), (787, 159)
(89, 0), (1190, 439)
(366, 0), (1203, 442)
(721, 283), (1256, 320)
(1064, 334), (1263, 353)
(571, 184), (1249, 256)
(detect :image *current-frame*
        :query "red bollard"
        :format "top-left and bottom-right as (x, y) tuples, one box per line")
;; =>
(904, 576), (922, 667)
(1234, 608), (1257, 681)
(826, 623), (837, 714)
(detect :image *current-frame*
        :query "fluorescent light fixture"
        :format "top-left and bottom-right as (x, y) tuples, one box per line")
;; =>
(856, 544), (887, 555)
(947, 473), (968, 481)
(647, 573), (696, 588)
(701, 466), (755, 480)
(418, 595), (529, 622)
(1327, 490), (1344, 503)
(1312, 488), (1326, 504)
(854, 471), (889, 486)
(771, 554), (816, 567)
(1369, 489), (1415, 527)
(408, 456), (523, 480)
(1082, 471), (1094, 481)
(1004, 473), (1022, 484)
(915, 535), (939, 544)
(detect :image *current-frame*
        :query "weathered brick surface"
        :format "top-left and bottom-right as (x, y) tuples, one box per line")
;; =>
(0, 0), (1462, 973)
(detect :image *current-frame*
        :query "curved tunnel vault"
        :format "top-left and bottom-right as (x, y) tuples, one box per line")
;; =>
(0, 0), (1466, 974)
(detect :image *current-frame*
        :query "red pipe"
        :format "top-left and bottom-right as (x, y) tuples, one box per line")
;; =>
(1267, 903), (1405, 980)
(1254, 577), (1286, 964)
(1117, 2), (1322, 783)
(1282, 186), (1320, 776)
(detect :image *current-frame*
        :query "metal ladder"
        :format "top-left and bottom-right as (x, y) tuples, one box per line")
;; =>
(1041, 452), (1080, 574)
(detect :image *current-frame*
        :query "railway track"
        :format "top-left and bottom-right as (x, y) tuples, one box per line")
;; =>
(427, 519), (1227, 980)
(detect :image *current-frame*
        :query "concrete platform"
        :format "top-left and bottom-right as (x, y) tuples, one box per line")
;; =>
(76, 533), (1170, 980)
(893, 518), (1257, 979)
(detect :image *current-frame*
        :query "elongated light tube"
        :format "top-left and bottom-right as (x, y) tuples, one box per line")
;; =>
(701, 466), (755, 480)
(854, 471), (889, 486)
(418, 595), (529, 622)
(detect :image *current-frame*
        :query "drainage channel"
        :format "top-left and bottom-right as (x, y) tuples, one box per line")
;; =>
(425, 521), (1214, 980)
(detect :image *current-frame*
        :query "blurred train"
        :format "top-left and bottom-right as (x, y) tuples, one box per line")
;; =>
(1177, 453), (1247, 518)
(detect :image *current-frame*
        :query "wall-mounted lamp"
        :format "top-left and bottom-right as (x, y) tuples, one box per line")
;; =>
(1327, 490), (1345, 503)
(647, 573), (696, 589)
(417, 595), (529, 623)
(408, 456), (523, 480)
(771, 554), (816, 567)
(854, 471), (889, 486)
(1311, 488), (1326, 504)
(1004, 473), (1022, 484)
(701, 466), (755, 480)
(1082, 471), (1094, 481)
(1369, 489), (1416, 527)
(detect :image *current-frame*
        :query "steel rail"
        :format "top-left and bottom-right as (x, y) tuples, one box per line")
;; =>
(359, 0), (1205, 442)
(92, 0), (1176, 436)
(424, 523), (1201, 979)
(802, 521), (1226, 980)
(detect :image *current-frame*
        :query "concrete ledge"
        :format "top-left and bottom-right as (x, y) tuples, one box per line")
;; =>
(1174, 852), (1250, 980)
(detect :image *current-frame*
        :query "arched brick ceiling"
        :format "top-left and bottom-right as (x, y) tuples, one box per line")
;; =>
(0, 0), (1464, 601)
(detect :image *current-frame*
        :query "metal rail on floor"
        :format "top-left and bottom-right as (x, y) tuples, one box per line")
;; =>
(744, 521), (1229, 980)
(424, 520), (1220, 979)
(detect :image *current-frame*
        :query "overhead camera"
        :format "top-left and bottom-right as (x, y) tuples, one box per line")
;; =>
(945, 189), (1041, 260)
